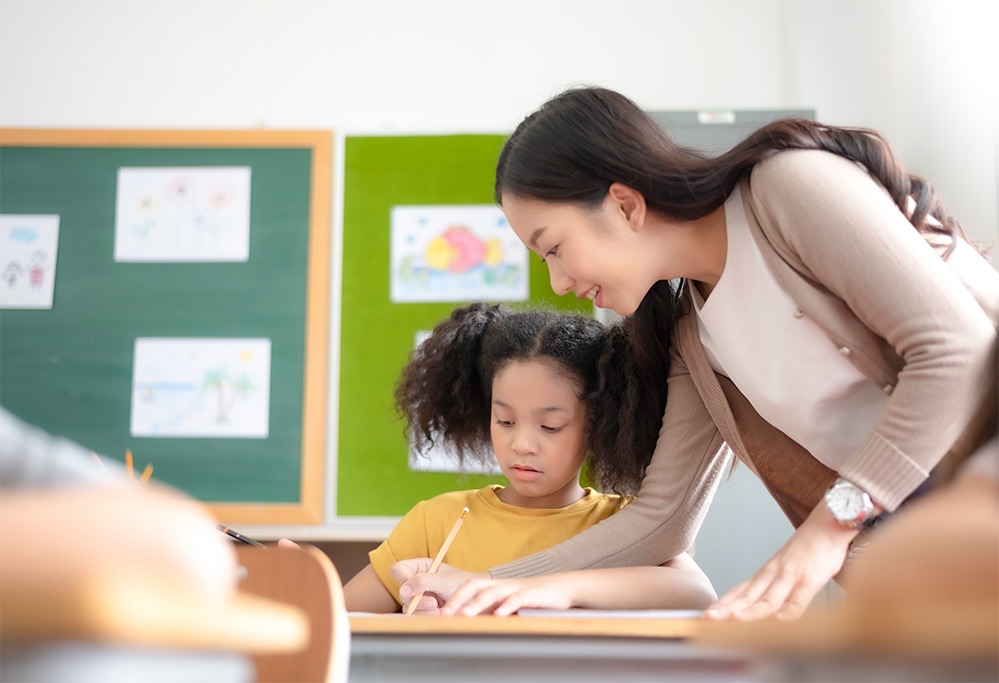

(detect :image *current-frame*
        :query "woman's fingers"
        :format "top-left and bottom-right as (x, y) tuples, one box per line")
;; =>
(706, 501), (857, 621)
(441, 578), (515, 615)
(705, 564), (778, 619)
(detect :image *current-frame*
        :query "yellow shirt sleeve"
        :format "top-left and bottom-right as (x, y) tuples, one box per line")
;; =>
(369, 500), (432, 604)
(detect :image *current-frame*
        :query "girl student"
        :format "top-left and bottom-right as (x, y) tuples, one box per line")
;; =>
(341, 302), (716, 613)
(397, 86), (998, 620)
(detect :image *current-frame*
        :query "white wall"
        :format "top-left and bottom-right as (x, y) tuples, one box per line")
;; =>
(2, 0), (995, 590)
(3, 0), (994, 232)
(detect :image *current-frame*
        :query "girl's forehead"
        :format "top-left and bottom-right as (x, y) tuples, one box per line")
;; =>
(493, 358), (582, 394)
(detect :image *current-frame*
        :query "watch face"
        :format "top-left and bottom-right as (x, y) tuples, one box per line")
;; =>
(827, 481), (871, 524)
(829, 488), (864, 519)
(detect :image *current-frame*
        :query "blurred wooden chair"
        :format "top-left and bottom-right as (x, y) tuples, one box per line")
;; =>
(1, 557), (310, 682)
(235, 544), (350, 683)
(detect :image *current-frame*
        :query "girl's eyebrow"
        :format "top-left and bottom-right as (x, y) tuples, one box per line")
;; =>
(527, 227), (546, 248)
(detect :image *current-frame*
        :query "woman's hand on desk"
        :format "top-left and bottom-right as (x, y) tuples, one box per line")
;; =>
(439, 575), (576, 616)
(391, 559), (484, 615)
(704, 500), (858, 621)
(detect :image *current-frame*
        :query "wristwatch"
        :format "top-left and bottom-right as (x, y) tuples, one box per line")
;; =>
(824, 478), (876, 529)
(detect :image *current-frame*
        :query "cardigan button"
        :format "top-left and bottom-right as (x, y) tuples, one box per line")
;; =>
(793, 307), (804, 318)
(883, 383), (894, 395)
(839, 346), (851, 356)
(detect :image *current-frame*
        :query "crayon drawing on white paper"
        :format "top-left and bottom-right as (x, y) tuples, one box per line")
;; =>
(130, 338), (271, 438)
(391, 205), (528, 303)
(0, 214), (60, 310)
(114, 167), (251, 262)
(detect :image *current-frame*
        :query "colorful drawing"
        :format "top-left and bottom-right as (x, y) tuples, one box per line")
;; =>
(0, 214), (60, 309)
(114, 167), (251, 262)
(130, 338), (271, 438)
(391, 205), (528, 303)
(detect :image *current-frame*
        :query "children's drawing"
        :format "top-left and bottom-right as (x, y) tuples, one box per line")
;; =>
(406, 331), (500, 474)
(130, 338), (271, 438)
(391, 205), (528, 303)
(114, 167), (251, 262)
(0, 214), (60, 309)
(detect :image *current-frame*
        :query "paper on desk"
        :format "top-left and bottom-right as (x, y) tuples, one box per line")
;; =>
(516, 608), (703, 619)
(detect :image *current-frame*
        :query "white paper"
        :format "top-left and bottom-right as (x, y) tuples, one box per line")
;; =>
(516, 609), (703, 619)
(115, 167), (251, 262)
(0, 214), (60, 309)
(130, 337), (271, 438)
(390, 205), (528, 303)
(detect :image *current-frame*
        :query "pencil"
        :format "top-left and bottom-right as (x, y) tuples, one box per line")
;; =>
(405, 506), (468, 615)
(139, 463), (154, 483)
(216, 523), (266, 548)
(125, 449), (134, 481)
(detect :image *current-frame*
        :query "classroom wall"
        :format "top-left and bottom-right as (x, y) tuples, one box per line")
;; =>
(2, 0), (996, 593)
(3, 0), (995, 251)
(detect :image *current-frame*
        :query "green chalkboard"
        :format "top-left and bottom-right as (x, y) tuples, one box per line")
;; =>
(0, 129), (331, 524)
(338, 135), (590, 517)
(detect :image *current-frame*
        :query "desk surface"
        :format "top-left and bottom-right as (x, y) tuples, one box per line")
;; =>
(350, 612), (702, 639)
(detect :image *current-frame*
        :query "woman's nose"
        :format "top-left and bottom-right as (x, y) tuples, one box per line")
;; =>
(547, 262), (573, 297)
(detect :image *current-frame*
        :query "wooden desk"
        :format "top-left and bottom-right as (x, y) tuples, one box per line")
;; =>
(349, 611), (998, 683)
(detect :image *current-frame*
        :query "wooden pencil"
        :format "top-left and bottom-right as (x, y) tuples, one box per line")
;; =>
(125, 449), (134, 481)
(139, 463), (154, 483)
(405, 506), (469, 615)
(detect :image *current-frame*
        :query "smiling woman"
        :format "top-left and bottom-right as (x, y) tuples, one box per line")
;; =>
(475, 85), (999, 622)
(337, 302), (715, 614)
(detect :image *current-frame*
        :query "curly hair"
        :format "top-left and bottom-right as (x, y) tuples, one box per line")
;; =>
(394, 302), (665, 495)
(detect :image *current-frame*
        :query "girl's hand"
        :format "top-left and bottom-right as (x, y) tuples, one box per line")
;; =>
(390, 559), (483, 614)
(704, 502), (858, 621)
(441, 575), (576, 616)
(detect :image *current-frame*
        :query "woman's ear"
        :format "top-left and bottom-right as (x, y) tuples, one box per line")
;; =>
(606, 182), (647, 231)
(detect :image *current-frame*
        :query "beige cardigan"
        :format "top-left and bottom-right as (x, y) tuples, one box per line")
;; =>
(493, 150), (999, 578)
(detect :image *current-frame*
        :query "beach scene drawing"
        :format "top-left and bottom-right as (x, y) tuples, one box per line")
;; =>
(130, 337), (271, 438)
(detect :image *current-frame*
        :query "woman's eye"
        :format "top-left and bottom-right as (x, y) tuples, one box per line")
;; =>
(544, 246), (558, 260)
(541, 425), (563, 433)
(495, 419), (513, 427)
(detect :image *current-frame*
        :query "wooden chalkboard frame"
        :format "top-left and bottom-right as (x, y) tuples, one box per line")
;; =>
(0, 128), (332, 524)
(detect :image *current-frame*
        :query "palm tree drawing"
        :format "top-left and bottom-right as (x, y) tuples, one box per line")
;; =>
(202, 367), (255, 422)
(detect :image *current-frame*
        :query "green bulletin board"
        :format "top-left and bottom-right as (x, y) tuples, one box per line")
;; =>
(0, 129), (331, 524)
(338, 135), (590, 517)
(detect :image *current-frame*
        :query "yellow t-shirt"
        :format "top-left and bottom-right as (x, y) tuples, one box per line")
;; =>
(370, 485), (626, 605)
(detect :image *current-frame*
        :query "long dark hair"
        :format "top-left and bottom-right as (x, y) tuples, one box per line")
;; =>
(495, 86), (975, 378)
(394, 302), (665, 495)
